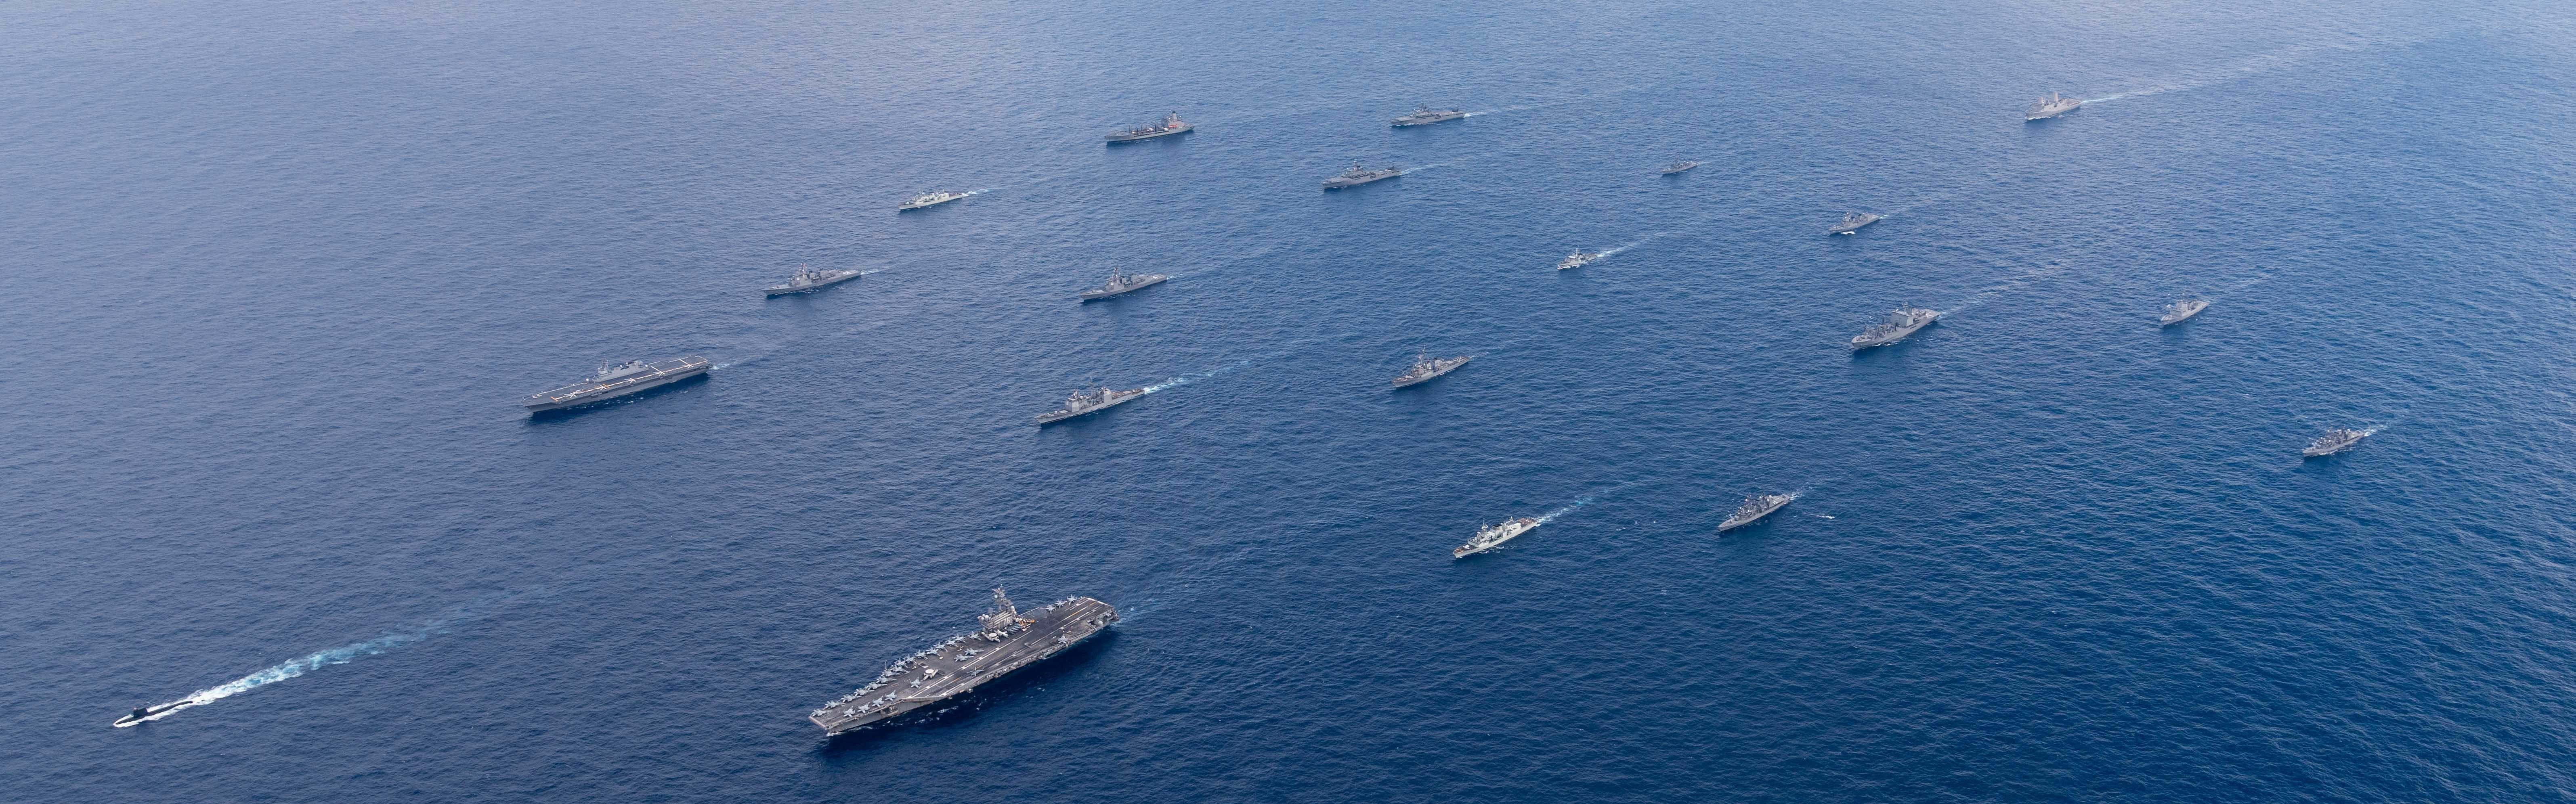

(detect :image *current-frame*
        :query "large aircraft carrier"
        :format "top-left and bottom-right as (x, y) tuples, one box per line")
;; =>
(808, 590), (1116, 735)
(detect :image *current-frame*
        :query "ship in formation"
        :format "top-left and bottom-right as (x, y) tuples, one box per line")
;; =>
(1659, 161), (1701, 175)
(2161, 297), (2209, 325)
(898, 191), (969, 211)
(1829, 211), (1882, 235)
(1078, 269), (1168, 301)
(1323, 161), (1404, 189)
(524, 356), (711, 412)
(1717, 493), (1796, 532)
(1557, 250), (1604, 270)
(808, 589), (1118, 735)
(1391, 353), (1471, 388)
(763, 265), (862, 296)
(2302, 428), (2370, 457)
(2026, 91), (2081, 121)
(1105, 113), (1193, 143)
(1391, 106), (1468, 127)
(1852, 307), (1940, 349)
(1036, 385), (1149, 425)
(1453, 516), (1542, 559)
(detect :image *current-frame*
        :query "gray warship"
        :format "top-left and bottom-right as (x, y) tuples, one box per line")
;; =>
(1106, 113), (1193, 143)
(1391, 106), (1468, 127)
(524, 356), (710, 412)
(764, 266), (862, 295)
(1718, 493), (1795, 532)
(1851, 307), (1940, 349)
(2303, 428), (2370, 457)
(898, 191), (968, 211)
(1829, 212), (1882, 235)
(1324, 161), (1404, 189)
(1036, 385), (1148, 425)
(2160, 297), (2209, 325)
(1557, 250), (1604, 270)
(1078, 269), (1169, 301)
(1392, 352), (1471, 388)
(2026, 91), (2081, 121)
(1659, 161), (1701, 175)
(1453, 517), (1541, 559)
(808, 589), (1117, 735)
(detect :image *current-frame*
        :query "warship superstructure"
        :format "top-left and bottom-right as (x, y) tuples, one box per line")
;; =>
(2026, 92), (2081, 121)
(898, 191), (968, 211)
(763, 266), (862, 295)
(1392, 353), (1472, 388)
(1106, 113), (1193, 143)
(1323, 161), (1404, 189)
(1453, 517), (1541, 559)
(1851, 307), (1940, 349)
(1718, 494), (1796, 532)
(524, 356), (710, 412)
(808, 589), (1117, 735)
(1829, 212), (1882, 235)
(1391, 106), (1468, 127)
(1557, 250), (1604, 270)
(1659, 161), (1701, 175)
(1078, 269), (1169, 301)
(2302, 428), (2370, 457)
(2160, 297), (2209, 325)
(1036, 385), (1148, 425)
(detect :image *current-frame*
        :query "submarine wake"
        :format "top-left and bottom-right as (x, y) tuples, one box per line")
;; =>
(114, 628), (436, 727)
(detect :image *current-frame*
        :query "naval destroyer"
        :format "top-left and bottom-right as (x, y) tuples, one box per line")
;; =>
(1829, 212), (1882, 235)
(2026, 92), (2081, 121)
(1324, 161), (1403, 189)
(524, 356), (710, 412)
(1391, 352), (1471, 388)
(808, 589), (1117, 735)
(1718, 493), (1795, 532)
(1453, 517), (1541, 558)
(1557, 250), (1604, 270)
(898, 191), (968, 211)
(1659, 161), (1701, 175)
(764, 266), (862, 295)
(1036, 385), (1148, 425)
(2161, 297), (2209, 325)
(1106, 113), (1193, 143)
(1851, 307), (1939, 349)
(1078, 269), (1168, 301)
(1391, 106), (1468, 127)
(2302, 428), (2370, 457)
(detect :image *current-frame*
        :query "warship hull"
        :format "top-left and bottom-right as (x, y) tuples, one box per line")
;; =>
(1718, 498), (1791, 532)
(1106, 127), (1191, 143)
(2160, 302), (2208, 325)
(1392, 112), (1466, 127)
(525, 357), (711, 412)
(2027, 105), (2080, 121)
(1079, 275), (1168, 300)
(809, 597), (1118, 735)
(1324, 172), (1400, 189)
(764, 272), (862, 295)
(1830, 216), (1882, 235)
(898, 195), (964, 211)
(1036, 392), (1145, 425)
(1393, 357), (1471, 388)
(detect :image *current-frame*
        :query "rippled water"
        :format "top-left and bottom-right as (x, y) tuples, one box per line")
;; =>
(10, 0), (2576, 800)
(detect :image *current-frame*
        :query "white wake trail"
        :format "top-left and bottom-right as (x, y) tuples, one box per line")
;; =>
(114, 628), (436, 727)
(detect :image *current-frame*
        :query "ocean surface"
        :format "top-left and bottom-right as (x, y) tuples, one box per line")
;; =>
(10, 0), (2576, 800)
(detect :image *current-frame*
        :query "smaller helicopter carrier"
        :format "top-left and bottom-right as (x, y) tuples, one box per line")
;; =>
(1392, 352), (1471, 388)
(1036, 385), (1148, 425)
(1324, 161), (1404, 189)
(524, 356), (709, 412)
(1078, 269), (1168, 301)
(1718, 494), (1795, 532)
(808, 589), (1117, 735)
(2027, 92), (2081, 121)
(1829, 212), (1882, 235)
(1391, 106), (1468, 127)
(1106, 113), (1193, 143)
(764, 266), (862, 296)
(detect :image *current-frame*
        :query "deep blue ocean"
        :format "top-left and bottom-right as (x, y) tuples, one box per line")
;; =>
(11, 0), (2576, 800)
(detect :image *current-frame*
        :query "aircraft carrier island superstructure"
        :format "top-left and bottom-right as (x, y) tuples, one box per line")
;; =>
(809, 590), (1117, 735)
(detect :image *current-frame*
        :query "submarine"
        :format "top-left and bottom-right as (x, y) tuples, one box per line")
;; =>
(113, 702), (184, 727)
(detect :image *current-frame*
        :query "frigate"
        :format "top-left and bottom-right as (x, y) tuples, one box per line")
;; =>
(763, 266), (862, 295)
(1106, 113), (1193, 143)
(2160, 297), (2209, 325)
(2302, 428), (2370, 457)
(1078, 270), (1169, 301)
(1851, 307), (1940, 349)
(898, 191), (968, 211)
(524, 356), (711, 412)
(808, 589), (1117, 735)
(1392, 353), (1471, 388)
(1453, 517), (1541, 559)
(1391, 106), (1468, 126)
(1036, 385), (1148, 425)
(1323, 161), (1404, 189)
(1557, 250), (1604, 270)
(1659, 161), (1701, 175)
(1829, 212), (1882, 235)
(2026, 92), (2081, 121)
(1718, 494), (1796, 532)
